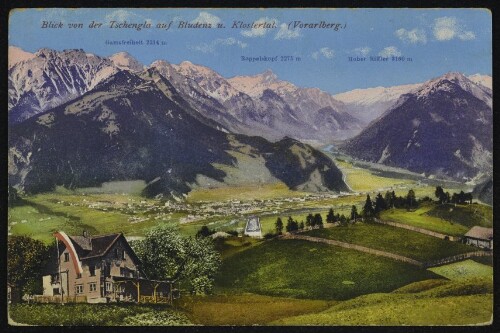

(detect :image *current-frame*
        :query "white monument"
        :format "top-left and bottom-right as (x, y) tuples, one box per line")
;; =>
(244, 216), (262, 238)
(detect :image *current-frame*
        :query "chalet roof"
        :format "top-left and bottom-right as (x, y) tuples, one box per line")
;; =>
(68, 233), (122, 259)
(82, 234), (122, 259)
(464, 226), (493, 241)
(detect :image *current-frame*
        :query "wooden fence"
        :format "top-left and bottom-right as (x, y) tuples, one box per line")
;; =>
(374, 218), (461, 241)
(33, 295), (87, 303)
(283, 234), (424, 267)
(423, 251), (492, 268)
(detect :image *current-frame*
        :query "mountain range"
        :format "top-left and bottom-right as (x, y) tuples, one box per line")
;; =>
(8, 47), (362, 143)
(340, 72), (492, 181)
(8, 46), (493, 194)
(8, 65), (348, 197)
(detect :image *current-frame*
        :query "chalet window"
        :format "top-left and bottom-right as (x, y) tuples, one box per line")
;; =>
(89, 283), (97, 292)
(122, 250), (126, 260)
(75, 284), (83, 294)
(53, 288), (60, 295)
(89, 265), (95, 276)
(64, 253), (69, 262)
(76, 273), (82, 279)
(51, 273), (59, 284)
(120, 267), (125, 276)
(105, 282), (113, 292)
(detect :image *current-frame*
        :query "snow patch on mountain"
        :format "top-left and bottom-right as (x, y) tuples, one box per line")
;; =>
(8, 46), (35, 69)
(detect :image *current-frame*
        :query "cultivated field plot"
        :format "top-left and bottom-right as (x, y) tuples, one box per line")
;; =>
(216, 239), (439, 300)
(306, 223), (476, 262)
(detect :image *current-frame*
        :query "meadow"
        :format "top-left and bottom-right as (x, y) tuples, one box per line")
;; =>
(380, 202), (492, 236)
(306, 223), (476, 262)
(216, 239), (439, 300)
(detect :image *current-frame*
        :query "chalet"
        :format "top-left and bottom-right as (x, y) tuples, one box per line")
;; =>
(38, 231), (176, 304)
(463, 226), (493, 250)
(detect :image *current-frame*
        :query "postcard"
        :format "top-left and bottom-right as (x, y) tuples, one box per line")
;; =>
(7, 8), (493, 326)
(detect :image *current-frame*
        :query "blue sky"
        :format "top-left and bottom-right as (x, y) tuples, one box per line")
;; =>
(9, 8), (491, 94)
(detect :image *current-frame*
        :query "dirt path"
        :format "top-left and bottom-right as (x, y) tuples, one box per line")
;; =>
(282, 233), (424, 267)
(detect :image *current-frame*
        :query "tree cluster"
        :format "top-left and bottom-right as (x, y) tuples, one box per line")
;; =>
(435, 186), (473, 205)
(362, 189), (419, 221)
(8, 236), (54, 302)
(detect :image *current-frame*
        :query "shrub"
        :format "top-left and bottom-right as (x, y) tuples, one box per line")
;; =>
(264, 233), (276, 240)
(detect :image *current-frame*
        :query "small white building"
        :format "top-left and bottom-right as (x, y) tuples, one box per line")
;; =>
(464, 226), (493, 250)
(244, 216), (262, 238)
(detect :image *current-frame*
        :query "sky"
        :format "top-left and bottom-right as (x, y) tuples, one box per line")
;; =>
(9, 8), (492, 94)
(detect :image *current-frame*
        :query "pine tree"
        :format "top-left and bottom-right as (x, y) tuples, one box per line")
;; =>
(374, 193), (387, 214)
(275, 217), (283, 235)
(363, 195), (375, 221)
(326, 208), (335, 223)
(313, 213), (323, 228)
(306, 213), (314, 228)
(406, 189), (416, 209)
(350, 205), (358, 222)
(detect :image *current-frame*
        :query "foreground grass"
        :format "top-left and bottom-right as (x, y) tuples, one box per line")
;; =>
(306, 223), (476, 262)
(216, 239), (439, 300)
(274, 277), (493, 325)
(177, 293), (331, 325)
(8, 303), (191, 326)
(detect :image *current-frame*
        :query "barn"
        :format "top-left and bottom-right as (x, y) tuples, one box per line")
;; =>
(463, 226), (493, 250)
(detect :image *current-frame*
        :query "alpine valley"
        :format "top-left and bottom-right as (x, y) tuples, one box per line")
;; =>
(8, 47), (492, 197)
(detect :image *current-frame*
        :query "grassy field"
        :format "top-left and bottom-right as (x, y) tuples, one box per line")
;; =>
(335, 159), (416, 192)
(216, 239), (439, 300)
(8, 194), (180, 243)
(428, 260), (494, 280)
(176, 293), (331, 325)
(274, 277), (493, 325)
(306, 223), (476, 262)
(186, 182), (306, 203)
(380, 204), (470, 236)
(8, 303), (191, 326)
(425, 203), (493, 228)
(214, 236), (263, 259)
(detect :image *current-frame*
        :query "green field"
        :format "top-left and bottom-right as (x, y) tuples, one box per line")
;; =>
(216, 239), (439, 300)
(176, 293), (331, 325)
(306, 223), (476, 262)
(426, 203), (493, 228)
(335, 159), (416, 192)
(8, 194), (180, 243)
(429, 260), (494, 280)
(380, 204), (470, 236)
(8, 303), (191, 326)
(186, 182), (306, 203)
(274, 277), (493, 325)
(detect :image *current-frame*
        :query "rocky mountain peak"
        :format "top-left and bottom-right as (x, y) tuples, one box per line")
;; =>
(109, 52), (144, 72)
